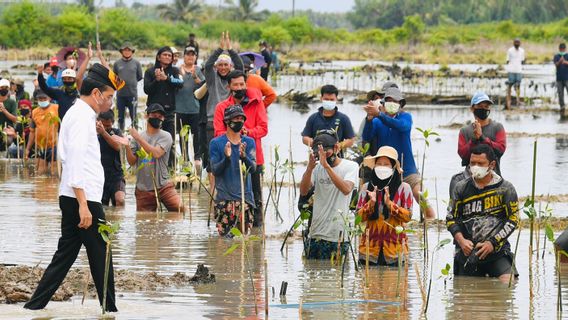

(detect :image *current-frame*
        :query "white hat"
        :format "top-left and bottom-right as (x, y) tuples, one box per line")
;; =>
(61, 69), (77, 78)
(0, 78), (10, 87)
(171, 47), (179, 55)
(363, 146), (402, 174)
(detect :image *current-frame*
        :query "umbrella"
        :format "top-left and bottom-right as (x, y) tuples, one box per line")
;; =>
(239, 52), (265, 69)
(55, 46), (87, 69)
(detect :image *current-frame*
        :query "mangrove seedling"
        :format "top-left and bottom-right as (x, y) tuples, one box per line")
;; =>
(224, 227), (261, 315)
(544, 221), (568, 313)
(135, 147), (163, 213)
(424, 238), (451, 314)
(97, 219), (120, 315)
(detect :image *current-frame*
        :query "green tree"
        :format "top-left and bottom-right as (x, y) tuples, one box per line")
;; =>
(225, 0), (261, 21)
(99, 8), (155, 49)
(53, 6), (95, 47)
(157, 0), (202, 25)
(261, 25), (292, 46)
(282, 16), (313, 43)
(402, 14), (425, 44)
(0, 1), (47, 48)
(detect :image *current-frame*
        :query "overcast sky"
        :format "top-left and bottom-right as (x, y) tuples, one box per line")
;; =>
(99, 0), (355, 13)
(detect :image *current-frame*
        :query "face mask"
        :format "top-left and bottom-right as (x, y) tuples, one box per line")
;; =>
(473, 108), (490, 120)
(232, 89), (247, 100)
(322, 100), (336, 111)
(228, 121), (244, 133)
(374, 166), (394, 180)
(326, 153), (337, 167)
(66, 59), (76, 68)
(384, 101), (400, 114)
(20, 109), (30, 116)
(38, 101), (50, 108)
(471, 165), (490, 180)
(63, 82), (76, 93)
(148, 117), (162, 129)
(0, 89), (8, 96)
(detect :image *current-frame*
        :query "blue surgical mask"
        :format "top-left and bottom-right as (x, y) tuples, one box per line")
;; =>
(322, 100), (336, 111)
(38, 101), (50, 108)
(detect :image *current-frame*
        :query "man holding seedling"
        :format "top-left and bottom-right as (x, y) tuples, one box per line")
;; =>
(300, 130), (359, 259)
(447, 144), (519, 282)
(210, 104), (257, 236)
(25, 63), (124, 312)
(122, 103), (183, 212)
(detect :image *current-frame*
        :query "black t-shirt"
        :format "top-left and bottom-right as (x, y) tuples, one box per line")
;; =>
(98, 128), (124, 182)
(554, 53), (568, 81)
(301, 108), (355, 142)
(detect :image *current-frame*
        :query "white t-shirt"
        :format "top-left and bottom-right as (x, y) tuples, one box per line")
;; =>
(506, 47), (525, 74)
(309, 159), (359, 242)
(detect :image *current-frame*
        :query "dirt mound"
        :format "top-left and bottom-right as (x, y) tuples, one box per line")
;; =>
(0, 264), (215, 304)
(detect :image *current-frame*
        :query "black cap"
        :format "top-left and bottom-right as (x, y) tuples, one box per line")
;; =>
(98, 110), (115, 120)
(87, 63), (125, 91)
(146, 103), (166, 115)
(119, 42), (135, 53)
(224, 105), (246, 122)
(312, 131), (338, 150)
(35, 89), (49, 99)
(560, 43), (566, 49)
(184, 46), (197, 55)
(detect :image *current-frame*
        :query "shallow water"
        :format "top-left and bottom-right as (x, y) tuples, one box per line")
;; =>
(2, 60), (568, 319)
(2, 101), (568, 319)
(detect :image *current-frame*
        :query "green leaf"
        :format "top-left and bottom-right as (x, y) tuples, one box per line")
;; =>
(354, 215), (362, 226)
(223, 243), (240, 256)
(441, 268), (448, 276)
(100, 232), (110, 244)
(545, 223), (555, 242)
(404, 229), (417, 233)
(445, 263), (451, 270)
(559, 250), (568, 259)
(436, 239), (451, 249)
(293, 220), (302, 230)
(229, 227), (242, 238)
(248, 235), (261, 241)
(300, 210), (311, 221)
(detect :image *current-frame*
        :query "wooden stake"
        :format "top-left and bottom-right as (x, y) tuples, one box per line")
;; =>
(264, 259), (269, 317)
(239, 159), (245, 235)
(365, 229), (370, 288)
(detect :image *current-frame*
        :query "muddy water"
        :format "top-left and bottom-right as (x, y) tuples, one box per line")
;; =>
(1, 98), (568, 319)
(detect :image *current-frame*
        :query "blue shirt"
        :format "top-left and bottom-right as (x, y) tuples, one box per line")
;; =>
(301, 107), (355, 141)
(554, 53), (568, 81)
(362, 111), (418, 176)
(210, 134), (257, 206)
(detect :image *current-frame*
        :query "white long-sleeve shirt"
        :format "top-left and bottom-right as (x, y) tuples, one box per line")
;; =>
(58, 98), (104, 202)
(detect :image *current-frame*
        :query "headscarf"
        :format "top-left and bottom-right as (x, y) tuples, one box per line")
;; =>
(366, 158), (402, 220)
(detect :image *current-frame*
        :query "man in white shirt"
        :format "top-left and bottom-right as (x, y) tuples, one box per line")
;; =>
(506, 38), (525, 110)
(25, 63), (124, 313)
(299, 130), (359, 260)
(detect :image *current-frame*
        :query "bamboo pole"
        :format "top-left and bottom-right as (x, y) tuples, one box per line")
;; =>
(365, 229), (370, 288)
(239, 159), (245, 235)
(264, 259), (269, 317)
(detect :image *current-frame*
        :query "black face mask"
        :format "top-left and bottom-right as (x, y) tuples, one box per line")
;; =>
(0, 89), (8, 96)
(228, 121), (244, 133)
(148, 118), (163, 129)
(232, 89), (247, 100)
(326, 153), (337, 167)
(20, 109), (30, 116)
(473, 108), (490, 120)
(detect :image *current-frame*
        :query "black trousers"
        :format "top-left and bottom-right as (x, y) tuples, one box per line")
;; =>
(24, 196), (117, 312)
(162, 114), (176, 168)
(176, 112), (201, 161)
(251, 166), (263, 227)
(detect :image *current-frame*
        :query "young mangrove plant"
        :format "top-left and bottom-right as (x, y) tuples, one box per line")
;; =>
(97, 219), (120, 315)
(544, 220), (567, 314)
(135, 147), (163, 213)
(224, 227), (261, 315)
(416, 127), (439, 263)
(424, 238), (451, 314)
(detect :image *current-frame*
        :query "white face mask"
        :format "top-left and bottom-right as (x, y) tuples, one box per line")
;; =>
(374, 166), (393, 180)
(384, 101), (400, 114)
(471, 165), (490, 180)
(322, 100), (336, 111)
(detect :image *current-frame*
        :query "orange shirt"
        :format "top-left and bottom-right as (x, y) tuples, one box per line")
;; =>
(31, 104), (59, 148)
(246, 74), (276, 108)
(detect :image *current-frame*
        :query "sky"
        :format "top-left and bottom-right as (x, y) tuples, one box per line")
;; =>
(99, 0), (355, 13)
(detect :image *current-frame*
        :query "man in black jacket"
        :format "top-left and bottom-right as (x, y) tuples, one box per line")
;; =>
(259, 41), (272, 81)
(447, 144), (519, 282)
(143, 46), (184, 167)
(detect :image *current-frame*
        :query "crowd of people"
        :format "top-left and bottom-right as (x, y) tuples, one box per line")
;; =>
(0, 35), (564, 312)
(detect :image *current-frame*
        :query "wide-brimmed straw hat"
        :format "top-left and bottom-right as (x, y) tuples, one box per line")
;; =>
(363, 146), (402, 174)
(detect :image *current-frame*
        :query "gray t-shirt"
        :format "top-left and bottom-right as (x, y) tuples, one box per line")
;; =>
(131, 130), (172, 191)
(175, 66), (205, 114)
(309, 159), (359, 242)
(113, 58), (143, 97)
